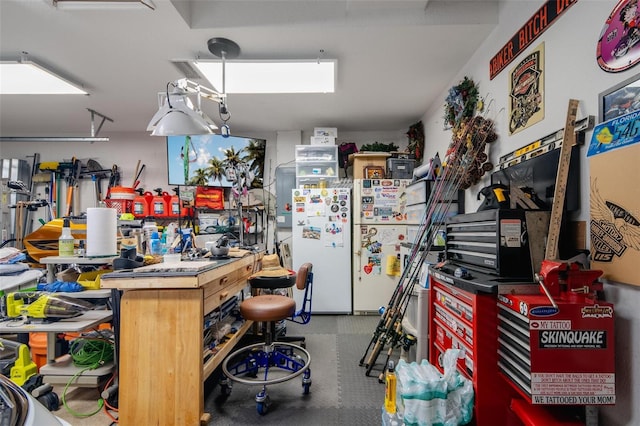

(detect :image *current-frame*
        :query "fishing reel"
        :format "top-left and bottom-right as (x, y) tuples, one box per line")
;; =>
(401, 332), (417, 352)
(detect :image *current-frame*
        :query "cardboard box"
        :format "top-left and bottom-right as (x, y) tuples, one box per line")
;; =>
(590, 143), (640, 286)
(313, 127), (338, 137)
(350, 153), (391, 179)
(310, 136), (335, 145)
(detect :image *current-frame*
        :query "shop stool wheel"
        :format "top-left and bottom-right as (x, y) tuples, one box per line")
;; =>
(221, 340), (311, 415)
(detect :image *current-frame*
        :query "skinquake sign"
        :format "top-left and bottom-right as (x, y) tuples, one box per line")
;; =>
(539, 330), (608, 349)
(489, 0), (578, 80)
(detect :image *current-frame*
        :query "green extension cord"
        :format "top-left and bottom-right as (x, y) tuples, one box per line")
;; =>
(62, 336), (115, 418)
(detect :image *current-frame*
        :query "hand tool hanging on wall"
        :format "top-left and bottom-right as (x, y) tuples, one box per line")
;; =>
(84, 159), (110, 206)
(105, 164), (120, 199)
(133, 164), (145, 189)
(64, 157), (81, 216)
(38, 161), (74, 219)
(132, 160), (141, 187)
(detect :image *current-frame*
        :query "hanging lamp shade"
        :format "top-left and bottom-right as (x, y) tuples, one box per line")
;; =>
(147, 87), (216, 136)
(151, 109), (213, 136)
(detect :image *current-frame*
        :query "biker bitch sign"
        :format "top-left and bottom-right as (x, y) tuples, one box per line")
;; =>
(490, 0), (577, 80)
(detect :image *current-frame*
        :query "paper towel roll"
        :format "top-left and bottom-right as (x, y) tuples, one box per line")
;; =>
(413, 162), (431, 179)
(86, 207), (118, 257)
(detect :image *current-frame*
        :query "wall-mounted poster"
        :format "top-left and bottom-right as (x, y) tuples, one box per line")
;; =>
(508, 43), (545, 135)
(597, 0), (640, 73)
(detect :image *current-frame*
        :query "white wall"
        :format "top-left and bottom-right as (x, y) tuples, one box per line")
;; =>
(419, 2), (638, 425)
(0, 128), (407, 253)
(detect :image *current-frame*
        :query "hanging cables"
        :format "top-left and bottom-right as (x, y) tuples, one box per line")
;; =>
(61, 330), (115, 418)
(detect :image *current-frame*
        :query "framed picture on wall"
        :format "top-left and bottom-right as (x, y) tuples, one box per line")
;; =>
(599, 73), (640, 122)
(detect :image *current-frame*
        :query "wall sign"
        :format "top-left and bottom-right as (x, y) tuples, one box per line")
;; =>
(597, 0), (640, 73)
(489, 0), (578, 80)
(508, 43), (545, 135)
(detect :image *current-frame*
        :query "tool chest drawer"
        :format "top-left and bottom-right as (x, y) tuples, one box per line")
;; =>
(432, 282), (475, 379)
(497, 302), (532, 397)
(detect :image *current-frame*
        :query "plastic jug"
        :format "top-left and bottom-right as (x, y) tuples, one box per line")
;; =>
(152, 188), (171, 217)
(169, 187), (191, 217)
(133, 189), (153, 217)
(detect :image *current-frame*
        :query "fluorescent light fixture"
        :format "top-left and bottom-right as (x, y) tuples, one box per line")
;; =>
(0, 61), (87, 95)
(53, 0), (155, 10)
(193, 60), (336, 94)
(0, 108), (112, 142)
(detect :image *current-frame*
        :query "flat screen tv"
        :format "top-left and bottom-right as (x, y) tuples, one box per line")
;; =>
(166, 135), (266, 187)
(491, 145), (580, 212)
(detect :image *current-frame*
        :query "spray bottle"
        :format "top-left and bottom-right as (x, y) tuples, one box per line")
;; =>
(58, 219), (75, 257)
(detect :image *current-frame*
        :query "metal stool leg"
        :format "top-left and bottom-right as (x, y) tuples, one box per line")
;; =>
(221, 323), (312, 416)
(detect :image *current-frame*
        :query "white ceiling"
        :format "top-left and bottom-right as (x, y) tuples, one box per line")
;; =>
(0, 0), (499, 138)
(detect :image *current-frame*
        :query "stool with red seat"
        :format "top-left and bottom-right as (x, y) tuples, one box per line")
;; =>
(221, 258), (313, 415)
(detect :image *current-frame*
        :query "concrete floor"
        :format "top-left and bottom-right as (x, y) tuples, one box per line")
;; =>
(52, 385), (114, 425)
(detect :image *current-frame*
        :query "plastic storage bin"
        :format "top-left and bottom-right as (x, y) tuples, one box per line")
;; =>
(295, 145), (339, 187)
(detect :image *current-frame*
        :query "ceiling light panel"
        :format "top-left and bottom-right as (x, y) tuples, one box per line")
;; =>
(193, 60), (336, 94)
(0, 62), (87, 95)
(53, 0), (155, 10)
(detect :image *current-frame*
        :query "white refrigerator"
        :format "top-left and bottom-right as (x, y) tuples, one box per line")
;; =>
(352, 179), (416, 313)
(291, 187), (352, 313)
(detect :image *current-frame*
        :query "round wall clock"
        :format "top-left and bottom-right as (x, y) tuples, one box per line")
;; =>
(597, 0), (640, 72)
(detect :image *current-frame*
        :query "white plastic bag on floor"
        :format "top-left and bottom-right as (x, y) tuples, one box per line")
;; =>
(395, 349), (474, 426)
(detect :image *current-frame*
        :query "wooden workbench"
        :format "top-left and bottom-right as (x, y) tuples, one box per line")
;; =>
(101, 252), (262, 425)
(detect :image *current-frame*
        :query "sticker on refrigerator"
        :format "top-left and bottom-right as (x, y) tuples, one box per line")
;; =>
(307, 197), (326, 217)
(366, 241), (382, 253)
(302, 226), (321, 240)
(377, 228), (402, 245)
(375, 207), (394, 219)
(324, 223), (344, 247)
(364, 255), (382, 275)
(385, 254), (401, 276)
(295, 203), (305, 213)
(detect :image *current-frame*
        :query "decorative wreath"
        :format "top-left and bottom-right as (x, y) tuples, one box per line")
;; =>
(441, 76), (497, 190)
(444, 76), (479, 129)
(406, 121), (425, 162)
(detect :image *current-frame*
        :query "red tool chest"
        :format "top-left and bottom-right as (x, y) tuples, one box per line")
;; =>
(429, 260), (615, 426)
(429, 270), (519, 425)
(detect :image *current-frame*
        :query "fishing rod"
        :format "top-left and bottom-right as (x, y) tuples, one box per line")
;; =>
(360, 136), (470, 371)
(364, 157), (472, 376)
(359, 118), (474, 369)
(371, 116), (499, 378)
(360, 104), (499, 375)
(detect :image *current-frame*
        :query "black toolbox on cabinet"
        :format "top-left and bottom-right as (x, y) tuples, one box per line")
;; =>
(444, 209), (550, 281)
